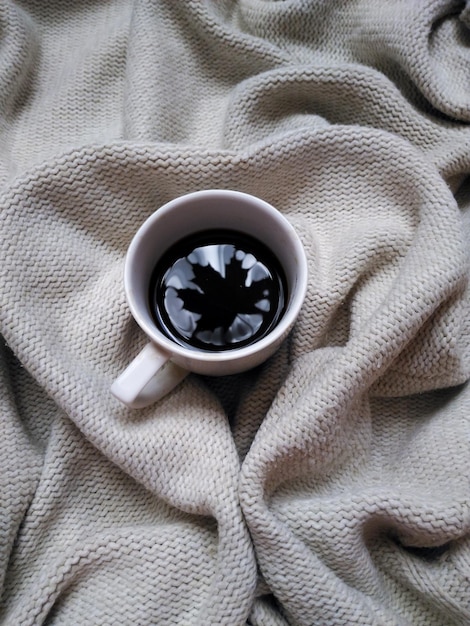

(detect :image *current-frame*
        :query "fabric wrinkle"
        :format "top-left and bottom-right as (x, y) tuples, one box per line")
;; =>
(0, 1), (469, 625)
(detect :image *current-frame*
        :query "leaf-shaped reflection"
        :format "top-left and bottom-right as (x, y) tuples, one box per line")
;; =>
(152, 231), (287, 351)
(176, 255), (274, 335)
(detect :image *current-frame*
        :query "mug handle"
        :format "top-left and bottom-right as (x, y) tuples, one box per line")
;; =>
(111, 343), (188, 409)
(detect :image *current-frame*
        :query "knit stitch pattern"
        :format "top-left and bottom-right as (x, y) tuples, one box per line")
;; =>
(0, 1), (469, 625)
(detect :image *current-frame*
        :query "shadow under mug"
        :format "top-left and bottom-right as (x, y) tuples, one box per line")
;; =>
(111, 190), (308, 408)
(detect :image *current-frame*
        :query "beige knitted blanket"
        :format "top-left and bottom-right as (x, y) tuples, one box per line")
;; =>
(1, 1), (470, 624)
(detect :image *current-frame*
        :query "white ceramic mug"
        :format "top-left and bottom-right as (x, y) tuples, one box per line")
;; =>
(111, 190), (308, 408)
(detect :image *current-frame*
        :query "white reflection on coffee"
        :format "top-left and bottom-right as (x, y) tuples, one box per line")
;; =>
(149, 231), (286, 352)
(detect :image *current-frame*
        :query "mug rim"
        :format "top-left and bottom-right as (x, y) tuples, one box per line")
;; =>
(124, 189), (308, 365)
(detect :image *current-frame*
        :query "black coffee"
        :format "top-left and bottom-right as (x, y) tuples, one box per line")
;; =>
(149, 229), (287, 351)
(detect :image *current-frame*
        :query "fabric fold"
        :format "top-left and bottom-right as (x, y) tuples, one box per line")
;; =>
(1, 1), (469, 624)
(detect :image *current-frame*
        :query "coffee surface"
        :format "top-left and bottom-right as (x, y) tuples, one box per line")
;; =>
(149, 230), (287, 351)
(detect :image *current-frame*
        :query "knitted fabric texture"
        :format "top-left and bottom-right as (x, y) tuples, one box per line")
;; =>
(1, 1), (469, 625)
